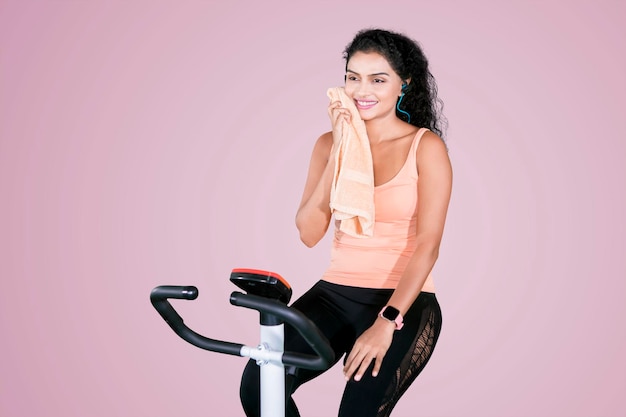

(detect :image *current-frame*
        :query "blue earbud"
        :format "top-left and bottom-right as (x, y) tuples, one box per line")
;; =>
(397, 82), (411, 123)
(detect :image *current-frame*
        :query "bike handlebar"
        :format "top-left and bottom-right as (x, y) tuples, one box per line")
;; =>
(150, 286), (243, 356)
(150, 286), (334, 370)
(229, 291), (334, 370)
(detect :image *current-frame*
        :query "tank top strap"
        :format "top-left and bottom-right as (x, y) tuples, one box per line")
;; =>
(407, 128), (429, 172)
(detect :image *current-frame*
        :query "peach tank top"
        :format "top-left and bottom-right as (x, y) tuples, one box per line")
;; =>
(322, 128), (435, 292)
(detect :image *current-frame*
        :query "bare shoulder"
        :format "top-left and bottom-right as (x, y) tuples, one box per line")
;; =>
(417, 130), (447, 154)
(316, 131), (333, 148)
(312, 131), (334, 160)
(416, 130), (451, 172)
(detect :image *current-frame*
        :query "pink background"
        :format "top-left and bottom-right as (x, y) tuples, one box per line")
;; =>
(1, 1), (624, 416)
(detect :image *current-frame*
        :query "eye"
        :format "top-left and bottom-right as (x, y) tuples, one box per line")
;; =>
(346, 75), (359, 82)
(373, 78), (385, 83)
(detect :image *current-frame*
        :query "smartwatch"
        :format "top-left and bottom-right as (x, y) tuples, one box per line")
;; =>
(379, 306), (404, 330)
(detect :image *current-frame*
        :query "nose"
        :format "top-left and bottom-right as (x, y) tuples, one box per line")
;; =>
(354, 82), (371, 97)
(348, 82), (371, 99)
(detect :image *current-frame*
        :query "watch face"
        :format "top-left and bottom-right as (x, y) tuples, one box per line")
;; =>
(382, 306), (400, 321)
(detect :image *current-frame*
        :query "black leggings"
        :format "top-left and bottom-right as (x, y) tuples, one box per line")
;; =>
(240, 280), (442, 417)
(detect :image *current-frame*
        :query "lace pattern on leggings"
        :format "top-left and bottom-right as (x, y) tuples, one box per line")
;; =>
(377, 307), (439, 417)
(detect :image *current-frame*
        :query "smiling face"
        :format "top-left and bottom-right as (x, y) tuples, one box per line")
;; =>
(344, 51), (405, 123)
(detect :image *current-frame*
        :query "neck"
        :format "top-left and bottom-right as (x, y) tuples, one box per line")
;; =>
(364, 115), (405, 144)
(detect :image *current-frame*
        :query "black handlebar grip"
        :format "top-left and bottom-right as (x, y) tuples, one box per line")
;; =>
(150, 286), (242, 356)
(150, 285), (198, 301)
(230, 291), (335, 370)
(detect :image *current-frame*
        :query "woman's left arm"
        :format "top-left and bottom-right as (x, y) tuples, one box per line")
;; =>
(385, 131), (453, 314)
(343, 131), (453, 382)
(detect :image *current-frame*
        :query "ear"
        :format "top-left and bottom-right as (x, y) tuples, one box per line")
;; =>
(400, 81), (409, 96)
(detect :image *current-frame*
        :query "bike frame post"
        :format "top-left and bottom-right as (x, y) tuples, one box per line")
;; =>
(260, 324), (285, 417)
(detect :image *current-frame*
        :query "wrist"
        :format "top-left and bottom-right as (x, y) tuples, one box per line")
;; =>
(376, 316), (397, 331)
(379, 305), (404, 330)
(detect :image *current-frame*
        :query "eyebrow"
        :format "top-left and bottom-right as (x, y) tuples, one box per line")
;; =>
(346, 69), (390, 77)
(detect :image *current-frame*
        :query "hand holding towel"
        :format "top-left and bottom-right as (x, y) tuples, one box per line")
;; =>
(327, 87), (375, 238)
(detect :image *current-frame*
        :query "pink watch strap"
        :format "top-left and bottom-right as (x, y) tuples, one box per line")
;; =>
(379, 306), (404, 330)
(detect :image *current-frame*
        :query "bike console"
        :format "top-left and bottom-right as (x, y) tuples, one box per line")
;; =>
(229, 268), (292, 304)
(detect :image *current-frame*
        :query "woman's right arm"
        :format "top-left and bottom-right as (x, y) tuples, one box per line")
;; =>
(295, 132), (336, 247)
(296, 100), (348, 247)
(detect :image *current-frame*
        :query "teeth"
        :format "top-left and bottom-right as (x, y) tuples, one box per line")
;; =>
(357, 100), (376, 106)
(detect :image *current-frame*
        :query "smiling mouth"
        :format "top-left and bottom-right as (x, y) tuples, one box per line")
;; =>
(355, 99), (377, 109)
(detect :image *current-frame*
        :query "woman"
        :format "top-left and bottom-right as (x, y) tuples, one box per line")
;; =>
(241, 28), (452, 417)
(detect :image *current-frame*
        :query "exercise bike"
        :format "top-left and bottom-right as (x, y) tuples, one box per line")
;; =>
(150, 268), (334, 417)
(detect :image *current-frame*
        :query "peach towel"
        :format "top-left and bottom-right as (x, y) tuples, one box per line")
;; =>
(327, 87), (375, 238)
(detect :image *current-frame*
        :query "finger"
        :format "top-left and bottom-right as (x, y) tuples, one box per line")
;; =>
(372, 355), (383, 378)
(331, 106), (348, 116)
(353, 354), (375, 382)
(343, 350), (366, 381)
(333, 111), (350, 128)
(342, 348), (358, 376)
(328, 105), (343, 121)
(327, 100), (342, 111)
(335, 109), (350, 124)
(327, 101), (341, 117)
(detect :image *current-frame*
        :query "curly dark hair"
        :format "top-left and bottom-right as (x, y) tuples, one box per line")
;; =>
(343, 28), (447, 138)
